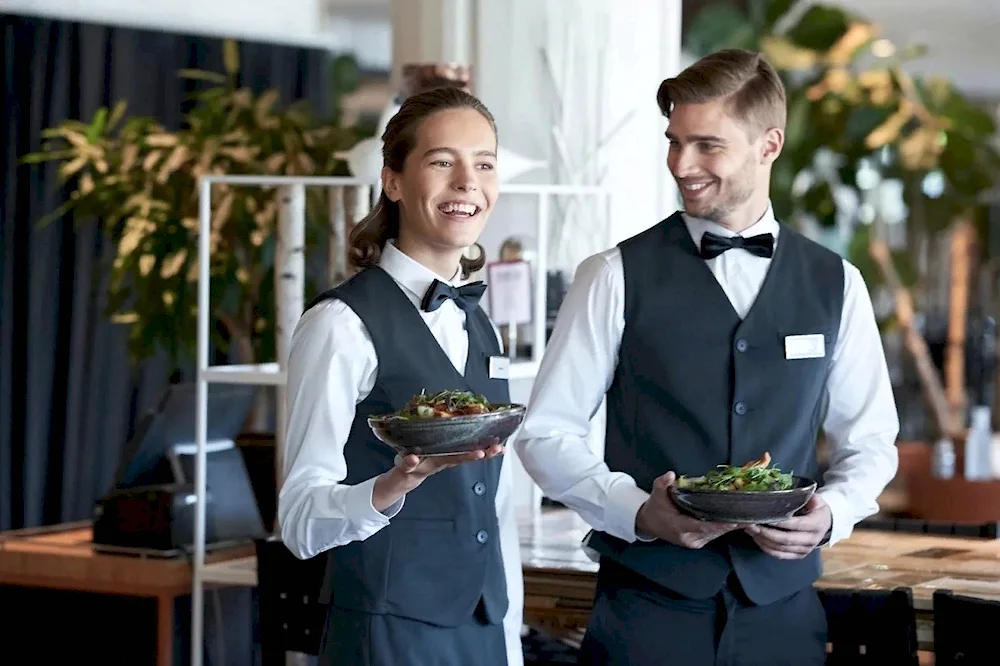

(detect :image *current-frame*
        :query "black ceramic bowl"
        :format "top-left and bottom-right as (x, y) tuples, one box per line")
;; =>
(368, 404), (527, 457)
(668, 475), (817, 524)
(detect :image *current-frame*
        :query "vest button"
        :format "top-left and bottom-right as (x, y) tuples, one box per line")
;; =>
(734, 401), (747, 415)
(735, 338), (748, 352)
(473, 481), (486, 496)
(476, 530), (489, 544)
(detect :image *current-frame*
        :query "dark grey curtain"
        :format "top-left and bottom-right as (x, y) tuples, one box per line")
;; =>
(1, 14), (330, 532)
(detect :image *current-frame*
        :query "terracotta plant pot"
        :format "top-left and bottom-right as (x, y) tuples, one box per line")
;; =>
(896, 439), (1000, 524)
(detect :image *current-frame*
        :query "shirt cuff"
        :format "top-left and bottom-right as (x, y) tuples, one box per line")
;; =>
(345, 476), (405, 536)
(816, 487), (851, 547)
(604, 481), (652, 543)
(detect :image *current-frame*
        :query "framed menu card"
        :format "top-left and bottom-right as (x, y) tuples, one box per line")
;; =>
(486, 259), (533, 326)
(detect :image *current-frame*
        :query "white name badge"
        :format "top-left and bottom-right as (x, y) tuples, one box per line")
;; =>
(488, 356), (510, 379)
(784, 333), (826, 360)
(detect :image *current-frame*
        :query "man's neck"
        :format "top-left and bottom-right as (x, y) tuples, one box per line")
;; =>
(715, 196), (771, 234)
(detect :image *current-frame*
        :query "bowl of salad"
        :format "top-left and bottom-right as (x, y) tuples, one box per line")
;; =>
(368, 389), (526, 457)
(668, 453), (817, 524)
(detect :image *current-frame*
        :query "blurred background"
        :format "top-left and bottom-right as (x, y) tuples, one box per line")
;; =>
(3, 0), (1000, 663)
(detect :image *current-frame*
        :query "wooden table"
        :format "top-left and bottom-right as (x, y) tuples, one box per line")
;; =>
(0, 521), (254, 666)
(519, 508), (1000, 651)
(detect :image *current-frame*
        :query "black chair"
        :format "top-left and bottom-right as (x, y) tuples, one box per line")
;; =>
(255, 537), (329, 666)
(933, 589), (1000, 664)
(521, 627), (579, 664)
(818, 587), (919, 665)
(856, 518), (1000, 539)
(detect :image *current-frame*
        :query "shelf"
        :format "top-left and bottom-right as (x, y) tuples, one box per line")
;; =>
(200, 363), (285, 386)
(201, 556), (258, 587)
(199, 361), (533, 385)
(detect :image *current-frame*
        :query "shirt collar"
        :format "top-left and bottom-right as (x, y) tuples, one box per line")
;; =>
(682, 202), (780, 249)
(378, 240), (463, 304)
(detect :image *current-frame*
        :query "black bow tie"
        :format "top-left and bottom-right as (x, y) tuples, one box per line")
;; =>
(421, 279), (487, 313)
(699, 231), (774, 260)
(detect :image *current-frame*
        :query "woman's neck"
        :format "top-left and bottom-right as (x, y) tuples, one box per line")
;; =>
(393, 236), (464, 282)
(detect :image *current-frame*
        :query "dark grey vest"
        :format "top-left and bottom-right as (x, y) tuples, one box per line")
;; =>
(307, 267), (509, 627)
(587, 212), (844, 605)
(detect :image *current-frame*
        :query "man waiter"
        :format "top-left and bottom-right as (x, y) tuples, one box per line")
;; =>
(513, 49), (899, 665)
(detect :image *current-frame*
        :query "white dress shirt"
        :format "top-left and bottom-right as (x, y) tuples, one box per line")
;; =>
(514, 205), (899, 549)
(278, 241), (524, 666)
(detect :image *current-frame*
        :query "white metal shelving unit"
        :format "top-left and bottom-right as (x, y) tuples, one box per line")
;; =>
(190, 174), (610, 666)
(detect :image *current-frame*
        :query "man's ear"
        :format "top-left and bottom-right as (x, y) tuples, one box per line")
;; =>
(760, 127), (784, 165)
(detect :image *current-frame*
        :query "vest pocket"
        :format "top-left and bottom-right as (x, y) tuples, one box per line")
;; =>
(383, 517), (484, 625)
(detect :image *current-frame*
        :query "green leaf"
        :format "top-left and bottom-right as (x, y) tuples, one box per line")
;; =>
(223, 39), (241, 78)
(771, 189), (796, 226)
(178, 69), (228, 84)
(330, 54), (361, 95)
(19, 149), (76, 165)
(941, 98), (997, 137)
(36, 198), (79, 227)
(842, 104), (895, 147)
(939, 132), (994, 198)
(801, 180), (837, 227)
(837, 163), (858, 190)
(784, 92), (812, 152)
(107, 100), (128, 132)
(763, 0), (797, 30)
(683, 5), (757, 56)
(784, 4), (851, 51)
(86, 107), (109, 143)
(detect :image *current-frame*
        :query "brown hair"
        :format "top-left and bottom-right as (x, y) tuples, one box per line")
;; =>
(656, 49), (786, 137)
(348, 86), (498, 279)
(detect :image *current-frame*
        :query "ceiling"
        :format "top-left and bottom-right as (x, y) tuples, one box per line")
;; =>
(320, 0), (390, 21)
(292, 1), (1000, 100)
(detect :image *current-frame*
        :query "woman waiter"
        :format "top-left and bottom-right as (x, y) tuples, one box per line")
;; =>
(278, 87), (523, 666)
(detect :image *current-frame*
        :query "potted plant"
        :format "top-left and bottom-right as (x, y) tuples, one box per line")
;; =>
(23, 40), (364, 377)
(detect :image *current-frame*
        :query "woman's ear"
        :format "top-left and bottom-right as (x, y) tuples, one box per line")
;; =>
(382, 166), (402, 203)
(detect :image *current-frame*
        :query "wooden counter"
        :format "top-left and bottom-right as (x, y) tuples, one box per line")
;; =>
(519, 508), (1000, 650)
(0, 522), (254, 666)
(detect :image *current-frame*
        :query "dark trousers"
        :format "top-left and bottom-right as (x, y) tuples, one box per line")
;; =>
(318, 599), (508, 666)
(578, 559), (827, 666)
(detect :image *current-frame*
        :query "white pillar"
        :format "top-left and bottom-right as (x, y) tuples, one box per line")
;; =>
(604, 1), (684, 243)
(390, 0), (473, 89)
(274, 183), (306, 493)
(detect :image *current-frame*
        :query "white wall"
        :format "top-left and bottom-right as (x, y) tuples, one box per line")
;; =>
(820, 0), (1000, 98)
(473, 0), (682, 272)
(2, 0), (392, 69)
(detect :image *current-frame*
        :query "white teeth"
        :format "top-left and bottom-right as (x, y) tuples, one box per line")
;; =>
(439, 202), (478, 215)
(684, 182), (710, 192)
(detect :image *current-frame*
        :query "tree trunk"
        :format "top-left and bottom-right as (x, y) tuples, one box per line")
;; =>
(329, 186), (348, 285)
(274, 184), (306, 498)
(945, 219), (974, 431)
(869, 238), (955, 438)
